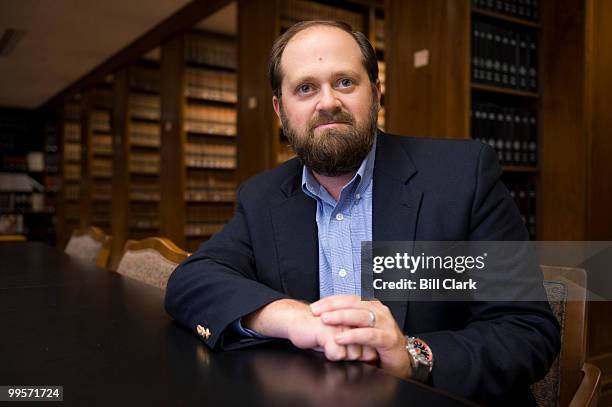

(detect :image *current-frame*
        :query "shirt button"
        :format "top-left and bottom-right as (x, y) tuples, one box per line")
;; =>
(339, 268), (347, 278)
(335, 213), (344, 221)
(355, 194), (361, 200)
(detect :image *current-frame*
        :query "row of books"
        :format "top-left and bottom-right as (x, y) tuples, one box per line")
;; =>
(63, 123), (81, 142)
(472, 21), (537, 91)
(92, 135), (113, 155)
(63, 143), (81, 162)
(91, 159), (112, 178)
(378, 61), (386, 95)
(130, 94), (160, 121)
(185, 222), (226, 237)
(471, 102), (537, 166)
(64, 164), (81, 181)
(130, 187), (160, 202)
(279, 0), (364, 32)
(472, 0), (539, 21)
(184, 105), (237, 136)
(185, 155), (236, 170)
(131, 66), (160, 94)
(129, 217), (160, 230)
(185, 188), (235, 203)
(185, 68), (237, 103)
(187, 203), (234, 219)
(1, 155), (28, 172)
(504, 178), (537, 239)
(186, 173), (235, 190)
(92, 184), (112, 201)
(130, 123), (160, 147)
(185, 34), (236, 70)
(129, 153), (160, 174)
(91, 111), (111, 133)
(64, 184), (80, 200)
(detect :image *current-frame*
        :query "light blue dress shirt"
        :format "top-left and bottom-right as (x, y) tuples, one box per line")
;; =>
(300, 139), (375, 298)
(234, 138), (376, 336)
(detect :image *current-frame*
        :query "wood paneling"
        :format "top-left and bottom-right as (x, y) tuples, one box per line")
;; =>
(539, 0), (589, 241)
(236, 0), (280, 183)
(385, 0), (470, 139)
(160, 35), (187, 248)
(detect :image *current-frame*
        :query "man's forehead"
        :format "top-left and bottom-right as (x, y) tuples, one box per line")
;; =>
(280, 26), (363, 73)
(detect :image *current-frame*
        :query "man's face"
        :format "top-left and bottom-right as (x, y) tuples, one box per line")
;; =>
(273, 26), (380, 176)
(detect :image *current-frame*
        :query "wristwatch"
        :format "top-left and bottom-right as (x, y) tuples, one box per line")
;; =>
(405, 336), (434, 382)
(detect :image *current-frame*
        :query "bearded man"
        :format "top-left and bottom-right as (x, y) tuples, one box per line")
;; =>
(165, 21), (559, 406)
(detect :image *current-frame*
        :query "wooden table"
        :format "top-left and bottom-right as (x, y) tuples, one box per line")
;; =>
(0, 242), (476, 406)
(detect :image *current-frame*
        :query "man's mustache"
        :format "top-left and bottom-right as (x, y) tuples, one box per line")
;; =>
(309, 111), (355, 129)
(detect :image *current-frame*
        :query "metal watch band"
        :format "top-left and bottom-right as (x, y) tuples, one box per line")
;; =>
(405, 336), (434, 382)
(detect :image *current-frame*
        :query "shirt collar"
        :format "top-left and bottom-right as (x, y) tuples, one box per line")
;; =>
(301, 133), (377, 202)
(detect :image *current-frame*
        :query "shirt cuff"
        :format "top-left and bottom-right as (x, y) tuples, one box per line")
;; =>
(232, 319), (268, 338)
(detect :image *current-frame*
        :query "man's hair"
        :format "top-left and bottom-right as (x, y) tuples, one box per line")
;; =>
(267, 20), (379, 99)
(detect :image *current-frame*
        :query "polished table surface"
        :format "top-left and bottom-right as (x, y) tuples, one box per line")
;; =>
(0, 242), (477, 406)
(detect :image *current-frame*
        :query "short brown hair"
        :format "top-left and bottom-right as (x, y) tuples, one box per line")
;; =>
(268, 20), (378, 99)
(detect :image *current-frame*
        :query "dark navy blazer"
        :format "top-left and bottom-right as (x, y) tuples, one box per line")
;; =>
(165, 132), (560, 405)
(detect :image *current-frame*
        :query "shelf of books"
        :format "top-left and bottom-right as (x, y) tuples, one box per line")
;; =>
(470, 0), (540, 239)
(88, 78), (115, 233)
(128, 49), (162, 239)
(42, 110), (59, 244)
(58, 95), (83, 245)
(183, 32), (237, 252)
(276, 0), (385, 164)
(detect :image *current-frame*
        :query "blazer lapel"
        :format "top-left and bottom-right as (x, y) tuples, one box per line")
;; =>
(373, 133), (423, 331)
(270, 167), (320, 302)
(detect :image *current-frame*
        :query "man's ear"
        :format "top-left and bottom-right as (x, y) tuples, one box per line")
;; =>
(272, 96), (281, 120)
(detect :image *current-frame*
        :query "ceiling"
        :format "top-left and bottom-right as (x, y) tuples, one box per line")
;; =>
(0, 0), (193, 109)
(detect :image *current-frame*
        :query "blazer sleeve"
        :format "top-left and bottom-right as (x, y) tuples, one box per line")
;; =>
(164, 185), (289, 350)
(418, 144), (561, 405)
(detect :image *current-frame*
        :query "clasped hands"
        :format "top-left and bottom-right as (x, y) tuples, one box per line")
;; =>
(287, 295), (412, 380)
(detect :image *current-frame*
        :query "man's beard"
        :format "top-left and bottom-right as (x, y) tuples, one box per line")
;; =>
(280, 96), (379, 177)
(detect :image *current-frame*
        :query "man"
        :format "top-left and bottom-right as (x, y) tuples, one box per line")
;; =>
(165, 21), (559, 405)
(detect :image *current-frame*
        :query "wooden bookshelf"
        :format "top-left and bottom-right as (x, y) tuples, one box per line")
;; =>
(159, 29), (238, 252)
(56, 96), (84, 246)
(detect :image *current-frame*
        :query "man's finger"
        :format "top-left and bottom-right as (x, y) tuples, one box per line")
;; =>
(346, 344), (363, 361)
(324, 340), (347, 361)
(310, 295), (364, 315)
(321, 309), (373, 327)
(360, 345), (379, 363)
(334, 328), (390, 349)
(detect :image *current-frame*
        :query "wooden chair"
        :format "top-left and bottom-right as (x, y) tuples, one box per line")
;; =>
(116, 237), (189, 290)
(64, 226), (112, 268)
(531, 266), (601, 407)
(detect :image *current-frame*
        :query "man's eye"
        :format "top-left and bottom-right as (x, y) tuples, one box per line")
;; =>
(298, 84), (312, 94)
(339, 78), (353, 87)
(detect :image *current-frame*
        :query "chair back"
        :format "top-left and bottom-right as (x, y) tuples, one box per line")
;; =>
(532, 266), (588, 407)
(116, 237), (189, 290)
(64, 226), (112, 268)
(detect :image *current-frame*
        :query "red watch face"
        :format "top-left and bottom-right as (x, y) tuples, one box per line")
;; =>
(413, 338), (433, 362)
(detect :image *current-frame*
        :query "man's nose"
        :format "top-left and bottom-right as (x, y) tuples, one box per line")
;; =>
(315, 86), (341, 114)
